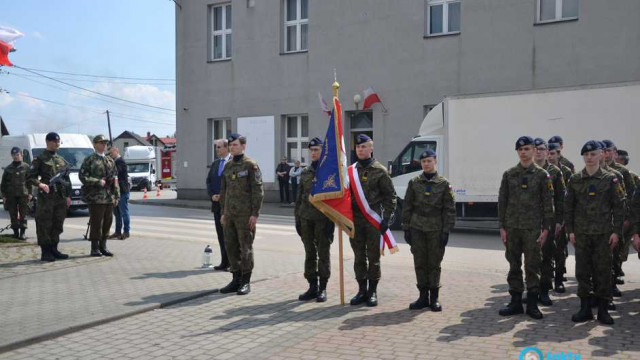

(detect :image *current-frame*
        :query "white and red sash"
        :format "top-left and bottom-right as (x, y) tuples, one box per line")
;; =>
(348, 164), (399, 255)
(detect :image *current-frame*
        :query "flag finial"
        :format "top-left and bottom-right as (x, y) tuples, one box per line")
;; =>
(332, 69), (339, 97)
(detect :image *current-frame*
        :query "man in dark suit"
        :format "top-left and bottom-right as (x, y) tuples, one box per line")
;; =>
(206, 139), (231, 270)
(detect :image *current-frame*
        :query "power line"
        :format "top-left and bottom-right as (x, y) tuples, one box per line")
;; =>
(8, 72), (175, 85)
(19, 66), (175, 81)
(14, 65), (176, 112)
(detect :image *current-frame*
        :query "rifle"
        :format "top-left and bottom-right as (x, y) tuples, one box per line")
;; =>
(48, 165), (71, 194)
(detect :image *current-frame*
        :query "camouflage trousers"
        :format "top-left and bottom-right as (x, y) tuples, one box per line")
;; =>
(575, 233), (612, 301)
(224, 214), (255, 274)
(35, 194), (67, 246)
(300, 217), (332, 281)
(349, 215), (381, 281)
(613, 228), (631, 275)
(5, 195), (29, 229)
(553, 228), (568, 279)
(504, 228), (542, 293)
(410, 229), (445, 289)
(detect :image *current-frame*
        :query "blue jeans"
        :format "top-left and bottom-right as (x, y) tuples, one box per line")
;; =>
(114, 192), (130, 234)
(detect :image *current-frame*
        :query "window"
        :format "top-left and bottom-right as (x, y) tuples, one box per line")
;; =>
(285, 115), (309, 164)
(426, 0), (460, 36)
(391, 141), (437, 176)
(537, 0), (578, 23)
(284, 0), (308, 53)
(123, 141), (129, 149)
(210, 118), (232, 161)
(209, 4), (232, 60)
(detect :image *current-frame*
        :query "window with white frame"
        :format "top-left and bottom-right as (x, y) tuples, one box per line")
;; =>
(284, 0), (308, 53)
(209, 118), (232, 161)
(209, 4), (232, 60)
(426, 0), (461, 36)
(285, 115), (309, 164)
(537, 0), (578, 23)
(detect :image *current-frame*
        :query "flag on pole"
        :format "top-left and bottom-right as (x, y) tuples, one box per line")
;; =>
(0, 40), (13, 66)
(362, 87), (386, 111)
(310, 93), (354, 237)
(0, 26), (24, 44)
(317, 92), (332, 116)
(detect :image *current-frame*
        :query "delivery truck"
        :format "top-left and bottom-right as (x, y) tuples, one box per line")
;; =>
(123, 145), (160, 191)
(389, 82), (640, 229)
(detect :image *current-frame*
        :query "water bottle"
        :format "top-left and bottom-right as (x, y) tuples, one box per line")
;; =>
(202, 245), (213, 268)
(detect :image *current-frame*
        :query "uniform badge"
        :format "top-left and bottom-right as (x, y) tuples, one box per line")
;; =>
(588, 185), (596, 197)
(254, 165), (262, 182)
(362, 171), (368, 182)
(231, 172), (237, 180)
(613, 178), (624, 196)
(521, 177), (528, 189)
(424, 185), (432, 196)
(238, 170), (249, 178)
(546, 178), (554, 191)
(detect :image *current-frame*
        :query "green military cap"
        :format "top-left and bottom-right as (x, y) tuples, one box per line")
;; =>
(93, 134), (109, 144)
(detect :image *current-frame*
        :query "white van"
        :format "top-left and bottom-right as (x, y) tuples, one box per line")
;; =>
(0, 133), (94, 211)
(123, 145), (159, 191)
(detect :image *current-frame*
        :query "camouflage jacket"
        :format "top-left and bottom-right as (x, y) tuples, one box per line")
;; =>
(1, 162), (32, 197)
(559, 155), (575, 173)
(630, 170), (640, 190)
(608, 161), (636, 199)
(564, 167), (625, 236)
(558, 163), (573, 184)
(602, 164), (628, 216)
(295, 164), (327, 221)
(27, 150), (72, 198)
(498, 163), (554, 230)
(220, 154), (264, 217)
(79, 153), (120, 204)
(350, 159), (397, 223)
(543, 161), (566, 225)
(402, 172), (456, 233)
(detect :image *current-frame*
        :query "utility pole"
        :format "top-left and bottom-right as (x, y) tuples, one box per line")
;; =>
(106, 110), (113, 144)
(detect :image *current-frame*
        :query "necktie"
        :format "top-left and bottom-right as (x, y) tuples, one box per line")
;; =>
(218, 158), (225, 176)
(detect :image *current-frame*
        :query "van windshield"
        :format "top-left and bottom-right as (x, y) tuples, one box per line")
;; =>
(32, 148), (94, 171)
(128, 163), (149, 173)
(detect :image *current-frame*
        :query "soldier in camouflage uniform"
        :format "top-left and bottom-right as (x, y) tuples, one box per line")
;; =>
(2, 147), (33, 240)
(548, 136), (575, 173)
(79, 135), (120, 257)
(566, 140), (624, 325)
(26, 132), (72, 262)
(402, 149), (455, 312)
(219, 133), (264, 296)
(348, 135), (396, 307)
(498, 136), (554, 320)
(295, 137), (335, 302)
(616, 149), (639, 271)
(533, 138), (564, 306)
(547, 142), (573, 291)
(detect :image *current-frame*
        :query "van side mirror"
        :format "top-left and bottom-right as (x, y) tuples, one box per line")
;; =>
(151, 169), (156, 175)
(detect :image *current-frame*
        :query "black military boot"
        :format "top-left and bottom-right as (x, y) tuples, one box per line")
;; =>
(409, 286), (429, 310)
(51, 241), (69, 259)
(538, 284), (553, 306)
(298, 278), (318, 301)
(237, 272), (251, 295)
(18, 228), (26, 240)
(611, 284), (622, 298)
(607, 299), (616, 310)
(316, 278), (328, 302)
(220, 271), (240, 294)
(98, 239), (113, 257)
(350, 279), (368, 305)
(12, 228), (19, 238)
(571, 297), (594, 322)
(366, 280), (378, 307)
(429, 287), (442, 312)
(499, 291), (524, 316)
(525, 292), (543, 319)
(597, 298), (614, 325)
(90, 240), (102, 257)
(615, 276), (625, 285)
(40, 245), (56, 262)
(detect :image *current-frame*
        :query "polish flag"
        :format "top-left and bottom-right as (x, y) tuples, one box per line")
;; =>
(0, 40), (13, 66)
(0, 26), (24, 67)
(362, 87), (386, 111)
(318, 92), (331, 116)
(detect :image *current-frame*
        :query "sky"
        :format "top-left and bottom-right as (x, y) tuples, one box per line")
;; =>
(0, 0), (176, 139)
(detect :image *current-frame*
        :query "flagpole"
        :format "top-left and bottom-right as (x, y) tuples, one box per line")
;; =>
(332, 78), (345, 306)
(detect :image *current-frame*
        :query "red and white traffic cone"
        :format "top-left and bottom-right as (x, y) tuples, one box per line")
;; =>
(143, 188), (149, 199)
(156, 186), (161, 197)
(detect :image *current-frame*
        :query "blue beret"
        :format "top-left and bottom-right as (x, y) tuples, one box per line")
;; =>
(309, 137), (323, 147)
(548, 143), (560, 151)
(355, 134), (372, 145)
(46, 132), (60, 141)
(581, 140), (601, 155)
(515, 136), (534, 150)
(534, 138), (547, 148)
(596, 141), (606, 150)
(548, 136), (563, 145)
(419, 149), (437, 159)
(602, 139), (615, 149)
(10, 146), (21, 155)
(227, 133), (243, 143)
(617, 149), (629, 157)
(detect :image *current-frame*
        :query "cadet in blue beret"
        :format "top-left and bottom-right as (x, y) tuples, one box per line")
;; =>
(403, 147), (455, 311)
(45, 132), (60, 142)
(498, 136), (554, 319)
(548, 135), (575, 172)
(294, 136), (334, 302)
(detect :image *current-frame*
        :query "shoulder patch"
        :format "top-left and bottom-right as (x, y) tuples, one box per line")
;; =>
(254, 165), (262, 182)
(613, 177), (619, 184)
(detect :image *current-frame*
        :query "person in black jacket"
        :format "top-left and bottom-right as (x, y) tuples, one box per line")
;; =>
(206, 139), (232, 270)
(276, 157), (291, 203)
(108, 147), (131, 240)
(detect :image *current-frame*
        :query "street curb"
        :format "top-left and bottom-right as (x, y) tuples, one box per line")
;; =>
(0, 288), (219, 354)
(129, 199), (210, 210)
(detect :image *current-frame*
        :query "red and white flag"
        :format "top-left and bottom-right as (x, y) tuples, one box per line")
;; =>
(362, 87), (386, 111)
(317, 92), (332, 116)
(0, 26), (24, 67)
(0, 40), (13, 66)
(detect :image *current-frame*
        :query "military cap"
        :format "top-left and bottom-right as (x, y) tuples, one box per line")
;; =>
(581, 140), (601, 155)
(308, 137), (323, 147)
(355, 134), (372, 145)
(534, 138), (547, 148)
(419, 149), (437, 159)
(10, 146), (21, 155)
(596, 141), (606, 150)
(602, 139), (615, 149)
(617, 149), (629, 157)
(515, 136), (534, 150)
(548, 135), (563, 145)
(227, 133), (243, 143)
(548, 143), (560, 151)
(45, 132), (60, 141)
(93, 134), (109, 144)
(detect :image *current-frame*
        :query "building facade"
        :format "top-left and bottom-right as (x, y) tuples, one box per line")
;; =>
(176, 0), (640, 200)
